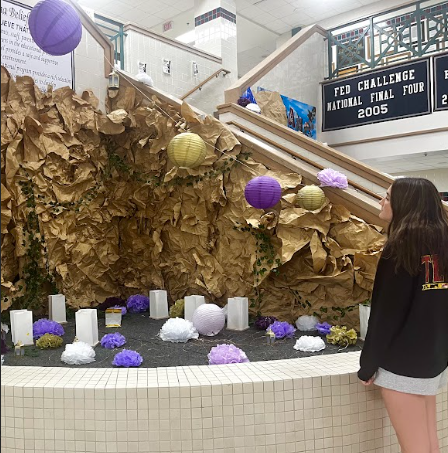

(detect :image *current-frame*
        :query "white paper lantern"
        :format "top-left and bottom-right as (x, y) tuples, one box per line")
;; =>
(192, 304), (225, 336)
(295, 315), (319, 331)
(293, 336), (325, 352)
(159, 318), (199, 343)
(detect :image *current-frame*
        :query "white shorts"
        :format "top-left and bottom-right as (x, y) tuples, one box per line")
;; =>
(374, 367), (448, 395)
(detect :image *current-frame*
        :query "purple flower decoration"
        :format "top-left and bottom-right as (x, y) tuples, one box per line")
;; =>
(112, 349), (143, 367)
(267, 321), (296, 339)
(208, 344), (249, 365)
(317, 168), (348, 189)
(101, 332), (126, 349)
(237, 97), (251, 108)
(316, 322), (332, 335)
(33, 319), (65, 340)
(126, 294), (149, 313)
(112, 305), (127, 315)
(97, 297), (126, 311)
(254, 316), (278, 330)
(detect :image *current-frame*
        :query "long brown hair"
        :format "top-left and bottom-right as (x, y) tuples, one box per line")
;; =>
(384, 177), (448, 276)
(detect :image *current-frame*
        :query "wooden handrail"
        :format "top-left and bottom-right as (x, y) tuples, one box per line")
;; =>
(180, 69), (230, 100)
(67, 0), (115, 78)
(224, 24), (326, 104)
(227, 121), (382, 200)
(218, 103), (394, 188)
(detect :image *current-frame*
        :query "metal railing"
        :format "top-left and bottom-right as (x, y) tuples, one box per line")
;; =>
(327, 0), (448, 79)
(94, 14), (126, 70)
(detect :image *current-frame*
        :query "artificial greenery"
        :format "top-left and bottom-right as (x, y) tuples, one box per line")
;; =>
(9, 178), (57, 311)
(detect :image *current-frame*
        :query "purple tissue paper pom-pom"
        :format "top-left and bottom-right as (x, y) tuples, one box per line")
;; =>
(33, 319), (65, 340)
(316, 322), (332, 335)
(208, 344), (250, 365)
(112, 305), (127, 315)
(317, 168), (348, 189)
(126, 294), (149, 313)
(267, 321), (296, 339)
(254, 316), (278, 330)
(101, 333), (126, 349)
(112, 349), (143, 367)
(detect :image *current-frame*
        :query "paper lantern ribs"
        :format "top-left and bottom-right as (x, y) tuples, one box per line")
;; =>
(167, 133), (206, 168)
(244, 176), (282, 209)
(28, 0), (82, 56)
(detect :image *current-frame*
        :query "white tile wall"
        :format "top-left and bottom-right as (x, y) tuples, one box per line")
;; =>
(124, 29), (236, 114)
(74, 29), (108, 112)
(1, 352), (447, 453)
(256, 33), (327, 114)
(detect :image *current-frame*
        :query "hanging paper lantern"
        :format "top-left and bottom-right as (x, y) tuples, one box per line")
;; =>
(28, 0), (82, 56)
(192, 304), (225, 336)
(167, 132), (206, 168)
(244, 176), (282, 209)
(296, 185), (326, 210)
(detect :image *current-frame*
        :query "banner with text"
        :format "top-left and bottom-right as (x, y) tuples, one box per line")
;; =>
(434, 53), (448, 111)
(1, 0), (74, 92)
(322, 58), (430, 131)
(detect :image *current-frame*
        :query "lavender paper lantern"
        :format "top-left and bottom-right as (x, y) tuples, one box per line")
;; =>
(245, 176), (281, 209)
(29, 0), (82, 56)
(192, 304), (225, 336)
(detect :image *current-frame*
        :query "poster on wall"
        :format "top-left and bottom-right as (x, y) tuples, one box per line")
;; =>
(281, 94), (317, 139)
(322, 58), (431, 131)
(1, 0), (74, 92)
(433, 53), (448, 111)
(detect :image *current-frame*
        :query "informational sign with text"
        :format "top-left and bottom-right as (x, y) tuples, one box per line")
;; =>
(434, 53), (448, 111)
(1, 0), (74, 92)
(322, 58), (431, 131)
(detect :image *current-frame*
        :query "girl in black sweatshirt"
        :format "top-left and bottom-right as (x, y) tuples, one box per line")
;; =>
(358, 177), (448, 453)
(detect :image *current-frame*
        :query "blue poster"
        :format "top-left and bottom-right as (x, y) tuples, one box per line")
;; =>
(281, 95), (317, 139)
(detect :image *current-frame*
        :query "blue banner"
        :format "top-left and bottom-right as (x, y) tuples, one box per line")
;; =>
(281, 95), (317, 139)
(322, 58), (431, 131)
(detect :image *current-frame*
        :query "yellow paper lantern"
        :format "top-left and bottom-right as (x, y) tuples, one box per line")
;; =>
(297, 185), (326, 210)
(167, 132), (206, 168)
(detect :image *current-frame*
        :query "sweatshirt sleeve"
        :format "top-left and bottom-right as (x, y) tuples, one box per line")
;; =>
(358, 257), (415, 381)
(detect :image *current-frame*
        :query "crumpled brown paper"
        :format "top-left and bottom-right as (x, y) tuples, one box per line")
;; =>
(1, 66), (385, 329)
(253, 90), (287, 126)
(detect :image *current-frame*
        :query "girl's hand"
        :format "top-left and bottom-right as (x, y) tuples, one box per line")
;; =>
(360, 377), (375, 386)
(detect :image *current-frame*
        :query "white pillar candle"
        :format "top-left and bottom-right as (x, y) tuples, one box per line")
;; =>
(226, 297), (249, 331)
(75, 309), (99, 346)
(184, 295), (205, 322)
(149, 290), (169, 319)
(10, 310), (34, 346)
(48, 294), (67, 324)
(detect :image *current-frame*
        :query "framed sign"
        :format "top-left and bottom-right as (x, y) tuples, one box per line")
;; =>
(1, 0), (74, 92)
(433, 53), (448, 111)
(322, 58), (431, 131)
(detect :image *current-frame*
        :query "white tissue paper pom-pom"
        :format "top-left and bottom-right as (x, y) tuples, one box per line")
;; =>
(246, 103), (261, 114)
(295, 315), (319, 331)
(294, 336), (326, 352)
(61, 341), (96, 365)
(135, 72), (154, 87)
(159, 318), (199, 343)
(1, 355), (4, 366)
(1, 323), (9, 333)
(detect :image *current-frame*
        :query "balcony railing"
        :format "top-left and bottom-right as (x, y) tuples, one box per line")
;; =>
(94, 14), (126, 70)
(327, 0), (448, 79)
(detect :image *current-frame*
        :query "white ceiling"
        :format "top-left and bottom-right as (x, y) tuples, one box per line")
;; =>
(363, 150), (448, 174)
(76, 0), (385, 36)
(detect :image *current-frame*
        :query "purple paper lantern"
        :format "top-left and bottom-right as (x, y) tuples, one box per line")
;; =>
(29, 0), (82, 56)
(244, 176), (282, 209)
